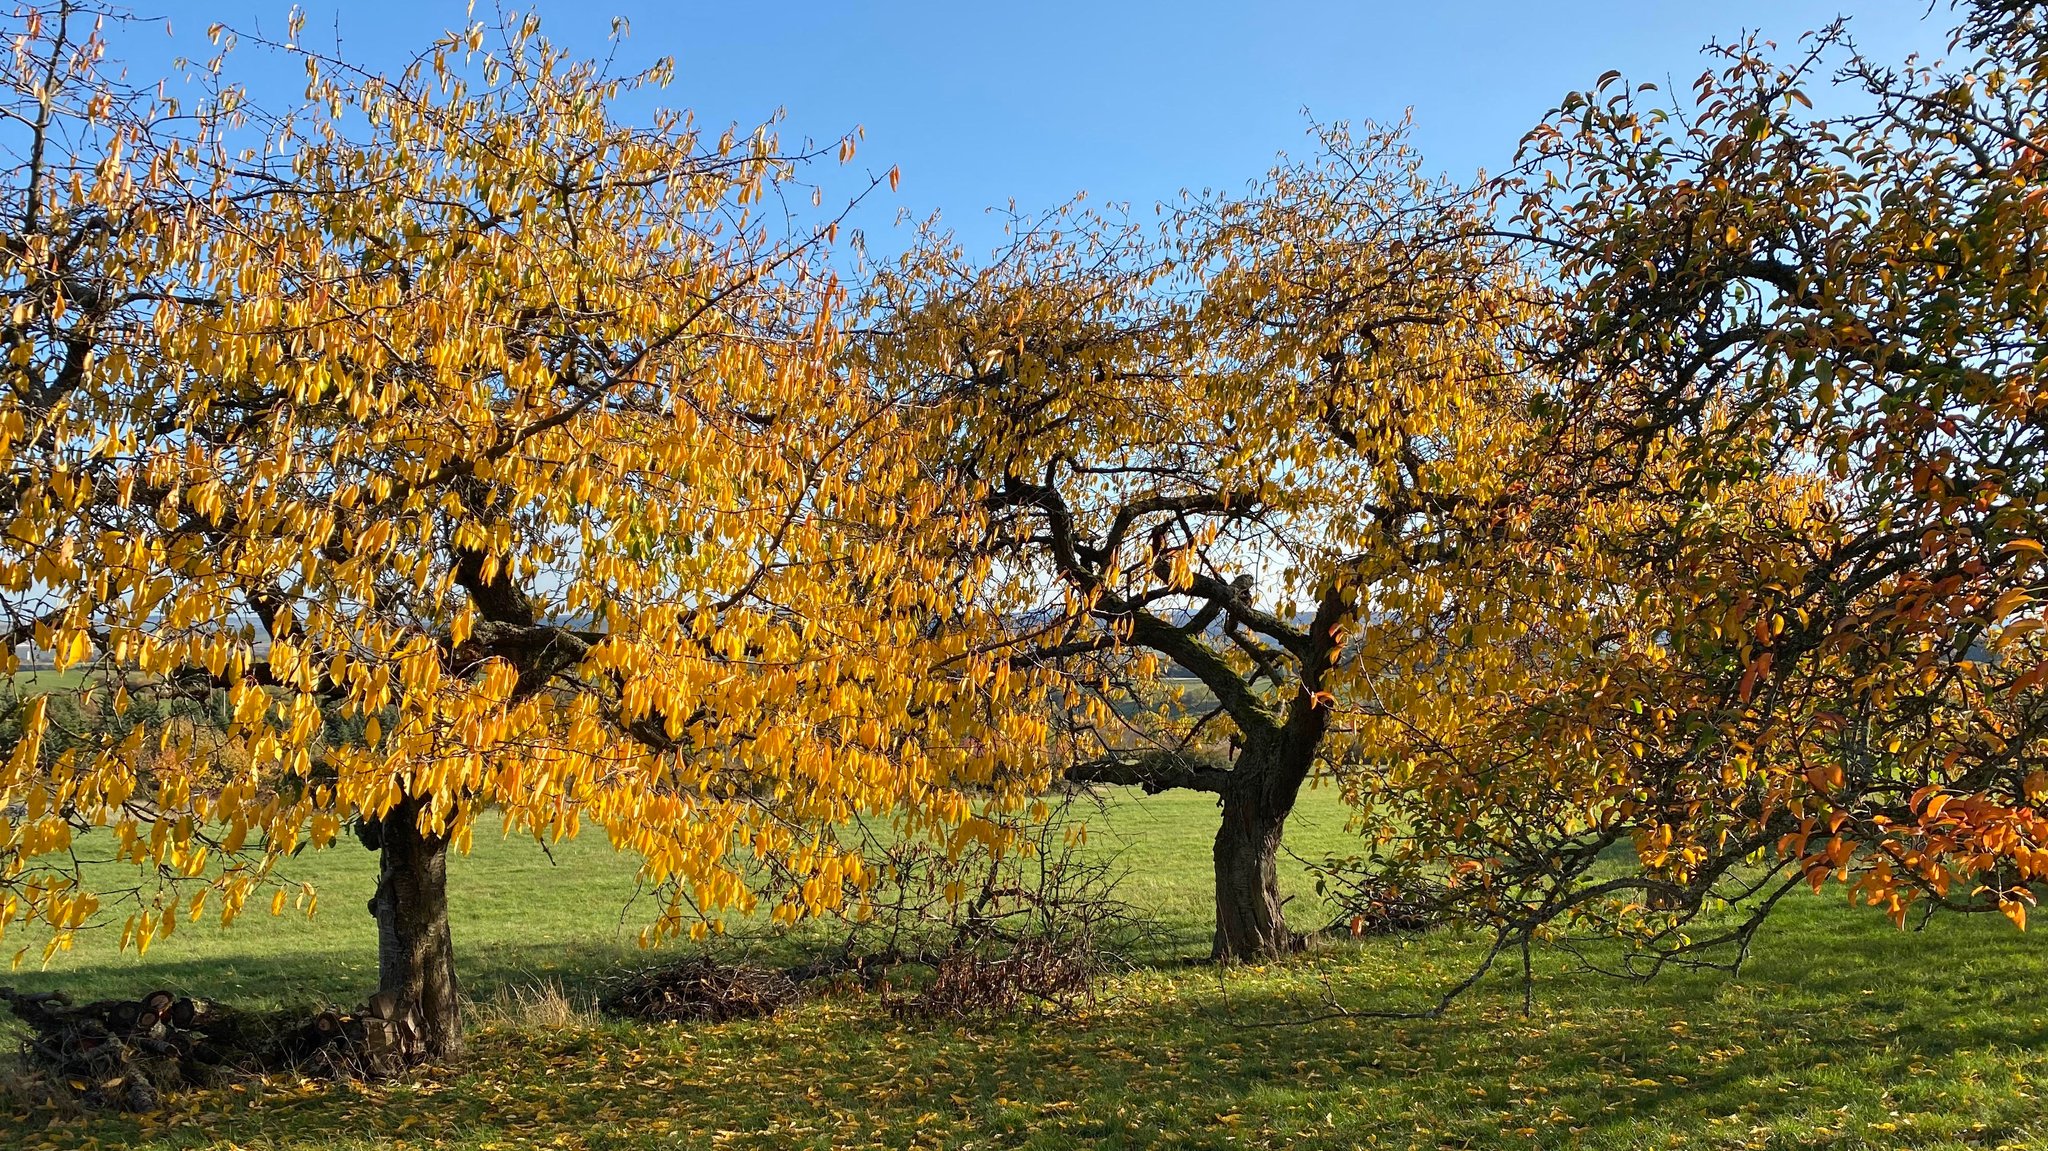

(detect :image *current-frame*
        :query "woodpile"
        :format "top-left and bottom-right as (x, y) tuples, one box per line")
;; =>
(1, 986), (428, 1111)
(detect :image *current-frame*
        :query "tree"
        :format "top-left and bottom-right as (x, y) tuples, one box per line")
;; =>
(858, 125), (1560, 961)
(1331, 0), (2048, 976)
(0, 5), (1040, 1056)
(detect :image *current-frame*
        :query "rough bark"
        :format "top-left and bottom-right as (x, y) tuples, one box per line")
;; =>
(1210, 782), (1300, 962)
(366, 795), (462, 1058)
(1206, 588), (1347, 963)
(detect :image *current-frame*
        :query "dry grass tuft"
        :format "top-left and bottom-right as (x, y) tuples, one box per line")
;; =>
(468, 979), (591, 1030)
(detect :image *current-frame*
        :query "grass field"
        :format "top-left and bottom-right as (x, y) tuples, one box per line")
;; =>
(2, 786), (2046, 1149)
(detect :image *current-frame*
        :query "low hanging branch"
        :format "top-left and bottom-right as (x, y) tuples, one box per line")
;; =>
(1064, 748), (1233, 794)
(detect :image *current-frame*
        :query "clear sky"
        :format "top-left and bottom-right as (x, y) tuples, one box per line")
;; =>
(112, 1), (1955, 255)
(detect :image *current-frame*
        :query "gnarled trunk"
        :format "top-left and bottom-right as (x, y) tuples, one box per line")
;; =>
(366, 795), (462, 1058)
(1211, 785), (1299, 962)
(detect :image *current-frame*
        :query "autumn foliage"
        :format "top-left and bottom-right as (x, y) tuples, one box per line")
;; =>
(854, 122), (1546, 960)
(1339, 0), (2048, 971)
(1, 0), (2046, 1061)
(0, 3), (1041, 1052)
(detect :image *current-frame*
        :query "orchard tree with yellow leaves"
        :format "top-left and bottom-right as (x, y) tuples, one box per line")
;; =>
(857, 125), (1587, 961)
(0, 3), (1040, 1057)
(1319, 0), (2048, 985)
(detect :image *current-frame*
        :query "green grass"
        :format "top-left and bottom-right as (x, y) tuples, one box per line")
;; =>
(6, 669), (91, 693)
(3, 818), (657, 1009)
(1062, 783), (1358, 953)
(4, 786), (2048, 1150)
(1, 786), (1360, 1004)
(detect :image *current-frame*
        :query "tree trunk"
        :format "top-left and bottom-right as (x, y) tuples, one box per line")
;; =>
(1211, 786), (1299, 962)
(367, 795), (462, 1058)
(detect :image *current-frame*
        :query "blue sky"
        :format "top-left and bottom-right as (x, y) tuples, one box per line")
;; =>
(116, 1), (1955, 255)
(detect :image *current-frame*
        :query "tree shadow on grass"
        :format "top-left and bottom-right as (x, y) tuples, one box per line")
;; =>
(8, 903), (2047, 1150)
(0, 938), (649, 1016)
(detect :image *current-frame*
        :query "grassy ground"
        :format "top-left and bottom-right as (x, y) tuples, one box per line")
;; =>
(6, 668), (91, 693)
(2, 786), (2046, 1149)
(2, 787), (1362, 1004)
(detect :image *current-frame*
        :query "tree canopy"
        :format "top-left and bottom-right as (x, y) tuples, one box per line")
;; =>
(0, 3), (1041, 1051)
(854, 123), (1579, 960)
(1339, 0), (2048, 975)
(3, 0), (2047, 1054)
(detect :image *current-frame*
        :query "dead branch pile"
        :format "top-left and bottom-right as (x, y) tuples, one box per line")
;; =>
(852, 812), (1131, 1020)
(598, 960), (804, 1023)
(603, 803), (1142, 1026)
(1, 986), (426, 1110)
(884, 935), (1096, 1021)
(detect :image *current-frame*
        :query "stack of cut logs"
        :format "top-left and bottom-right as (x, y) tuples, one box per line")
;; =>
(1, 987), (426, 1110)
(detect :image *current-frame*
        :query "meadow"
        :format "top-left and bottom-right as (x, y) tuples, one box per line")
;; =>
(0, 786), (2042, 1150)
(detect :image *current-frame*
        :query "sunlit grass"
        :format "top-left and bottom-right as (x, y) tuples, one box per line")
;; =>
(3, 787), (2046, 1150)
